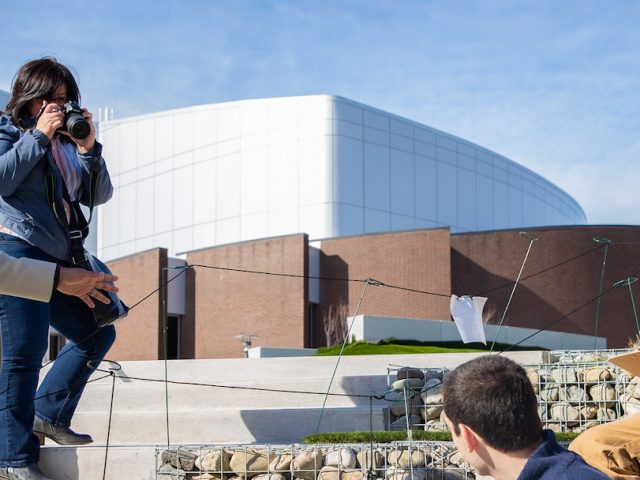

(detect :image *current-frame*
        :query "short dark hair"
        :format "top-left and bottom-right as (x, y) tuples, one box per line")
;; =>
(4, 57), (80, 129)
(443, 355), (542, 452)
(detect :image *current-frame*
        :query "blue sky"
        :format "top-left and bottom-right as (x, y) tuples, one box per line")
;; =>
(1, 0), (638, 225)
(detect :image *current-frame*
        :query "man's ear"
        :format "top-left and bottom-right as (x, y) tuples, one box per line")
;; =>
(458, 423), (480, 453)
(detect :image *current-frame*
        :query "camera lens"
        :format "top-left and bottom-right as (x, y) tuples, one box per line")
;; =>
(67, 114), (91, 140)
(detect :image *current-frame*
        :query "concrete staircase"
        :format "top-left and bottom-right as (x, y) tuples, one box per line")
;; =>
(38, 351), (543, 479)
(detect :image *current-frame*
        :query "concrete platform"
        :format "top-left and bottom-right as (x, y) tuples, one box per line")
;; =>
(37, 351), (544, 479)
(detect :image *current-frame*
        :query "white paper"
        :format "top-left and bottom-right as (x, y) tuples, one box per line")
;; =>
(450, 295), (488, 344)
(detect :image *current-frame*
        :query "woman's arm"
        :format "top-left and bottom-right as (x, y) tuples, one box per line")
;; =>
(0, 122), (49, 196)
(0, 250), (118, 305)
(0, 103), (67, 196)
(77, 141), (114, 206)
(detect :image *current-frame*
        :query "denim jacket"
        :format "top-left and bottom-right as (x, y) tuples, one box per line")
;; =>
(0, 114), (113, 262)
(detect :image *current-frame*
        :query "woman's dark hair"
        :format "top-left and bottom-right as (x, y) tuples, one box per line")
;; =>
(443, 355), (542, 452)
(4, 57), (80, 130)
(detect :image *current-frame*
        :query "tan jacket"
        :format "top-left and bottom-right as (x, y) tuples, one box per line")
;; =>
(0, 251), (56, 302)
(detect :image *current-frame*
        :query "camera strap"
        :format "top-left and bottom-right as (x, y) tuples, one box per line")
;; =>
(44, 160), (100, 267)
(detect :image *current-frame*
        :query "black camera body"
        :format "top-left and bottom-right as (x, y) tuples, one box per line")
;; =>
(60, 101), (91, 140)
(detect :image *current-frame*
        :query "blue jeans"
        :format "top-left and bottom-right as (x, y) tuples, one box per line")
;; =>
(0, 234), (116, 467)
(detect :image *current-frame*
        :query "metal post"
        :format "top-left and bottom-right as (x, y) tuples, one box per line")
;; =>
(592, 238), (611, 348)
(613, 277), (639, 339)
(490, 232), (538, 352)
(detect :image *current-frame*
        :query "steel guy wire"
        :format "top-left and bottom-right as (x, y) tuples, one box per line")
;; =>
(315, 278), (375, 435)
(498, 265), (640, 353)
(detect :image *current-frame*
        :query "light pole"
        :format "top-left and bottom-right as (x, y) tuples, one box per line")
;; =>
(613, 277), (639, 339)
(592, 237), (611, 348)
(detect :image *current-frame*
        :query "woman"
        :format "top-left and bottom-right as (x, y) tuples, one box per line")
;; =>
(0, 57), (116, 480)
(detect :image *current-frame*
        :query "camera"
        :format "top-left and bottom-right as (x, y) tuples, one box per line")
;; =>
(60, 101), (91, 140)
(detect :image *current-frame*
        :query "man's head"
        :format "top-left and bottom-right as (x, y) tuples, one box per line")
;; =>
(442, 355), (542, 472)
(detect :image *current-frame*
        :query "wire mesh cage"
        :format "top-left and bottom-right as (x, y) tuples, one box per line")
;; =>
(155, 442), (476, 480)
(385, 367), (449, 432)
(526, 348), (638, 433)
(384, 348), (638, 434)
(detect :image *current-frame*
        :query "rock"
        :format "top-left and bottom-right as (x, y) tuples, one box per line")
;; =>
(318, 466), (341, 480)
(397, 368), (425, 380)
(597, 408), (617, 421)
(551, 367), (578, 383)
(343, 471), (366, 480)
(424, 420), (447, 432)
(581, 367), (612, 383)
(559, 386), (588, 403)
(629, 377), (640, 400)
(357, 448), (384, 470)
(325, 448), (357, 469)
(230, 449), (276, 478)
(269, 452), (292, 472)
(158, 463), (186, 480)
(390, 415), (423, 430)
(253, 474), (287, 480)
(422, 405), (443, 421)
(196, 449), (231, 472)
(387, 448), (427, 468)
(448, 452), (466, 468)
(589, 384), (616, 407)
(428, 471), (468, 480)
(424, 369), (445, 382)
(527, 370), (540, 394)
(388, 390), (422, 417)
(550, 403), (580, 425)
(622, 395), (640, 415)
(392, 378), (425, 391)
(547, 423), (562, 433)
(292, 448), (324, 480)
(386, 467), (427, 480)
(574, 353), (606, 363)
(420, 379), (442, 405)
(537, 405), (547, 421)
(580, 405), (597, 420)
(192, 474), (216, 480)
(540, 384), (559, 402)
(320, 470), (365, 480)
(160, 450), (197, 471)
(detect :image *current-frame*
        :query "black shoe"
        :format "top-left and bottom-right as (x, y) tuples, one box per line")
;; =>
(33, 416), (93, 446)
(0, 464), (53, 480)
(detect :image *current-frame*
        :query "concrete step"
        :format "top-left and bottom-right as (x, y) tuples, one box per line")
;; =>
(40, 445), (158, 480)
(74, 373), (388, 412)
(63, 406), (387, 445)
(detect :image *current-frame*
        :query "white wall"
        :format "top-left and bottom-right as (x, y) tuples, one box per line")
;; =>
(97, 95), (585, 261)
(350, 315), (607, 350)
(330, 97), (585, 237)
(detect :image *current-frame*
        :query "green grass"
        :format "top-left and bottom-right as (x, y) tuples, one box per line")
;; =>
(304, 430), (579, 444)
(315, 338), (542, 356)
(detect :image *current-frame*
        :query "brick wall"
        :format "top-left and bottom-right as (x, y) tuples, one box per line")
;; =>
(451, 226), (640, 348)
(106, 248), (167, 360)
(185, 234), (309, 358)
(317, 229), (452, 346)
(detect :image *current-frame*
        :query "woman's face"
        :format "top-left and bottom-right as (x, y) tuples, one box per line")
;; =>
(27, 84), (68, 117)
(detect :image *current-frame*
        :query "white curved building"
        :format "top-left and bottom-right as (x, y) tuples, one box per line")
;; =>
(97, 95), (585, 261)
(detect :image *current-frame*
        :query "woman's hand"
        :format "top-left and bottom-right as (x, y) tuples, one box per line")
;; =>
(54, 107), (96, 153)
(72, 109), (96, 153)
(34, 101), (64, 140)
(56, 267), (119, 308)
